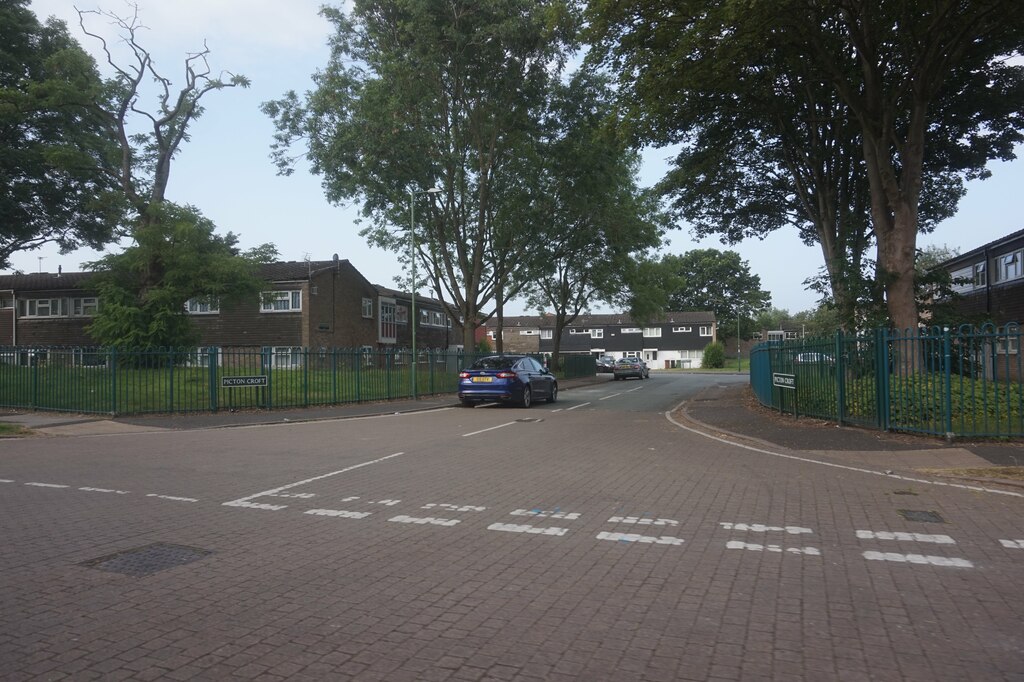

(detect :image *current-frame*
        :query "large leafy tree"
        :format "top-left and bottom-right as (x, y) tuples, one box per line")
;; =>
(519, 70), (666, 369)
(86, 203), (276, 349)
(263, 0), (575, 349)
(0, 0), (124, 269)
(656, 249), (771, 334)
(587, 0), (1024, 333)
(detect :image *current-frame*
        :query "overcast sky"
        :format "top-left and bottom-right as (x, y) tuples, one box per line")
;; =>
(9, 0), (1023, 317)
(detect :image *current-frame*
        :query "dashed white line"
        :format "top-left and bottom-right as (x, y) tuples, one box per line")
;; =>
(305, 509), (371, 519)
(599, 393), (623, 401)
(565, 402), (590, 411)
(389, 515), (460, 527)
(856, 530), (955, 544)
(727, 541), (821, 555)
(863, 551), (973, 568)
(0, 479), (14, 483)
(510, 509), (581, 520)
(999, 539), (1024, 549)
(462, 422), (516, 438)
(146, 494), (199, 503)
(721, 522), (813, 535)
(423, 503), (486, 512)
(79, 487), (130, 495)
(597, 532), (685, 546)
(609, 516), (679, 527)
(488, 523), (568, 536)
(25, 482), (69, 488)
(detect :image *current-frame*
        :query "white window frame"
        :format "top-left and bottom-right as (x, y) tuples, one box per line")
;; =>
(643, 327), (662, 338)
(996, 250), (1023, 282)
(379, 299), (397, 343)
(591, 328), (604, 339)
(519, 329), (538, 335)
(395, 305), (408, 324)
(672, 326), (692, 333)
(362, 297), (373, 318)
(699, 326), (713, 337)
(540, 329), (552, 339)
(19, 298), (65, 318)
(185, 298), (219, 315)
(973, 262), (987, 287)
(272, 346), (303, 369)
(261, 290), (302, 313)
(621, 327), (641, 334)
(996, 336), (1019, 355)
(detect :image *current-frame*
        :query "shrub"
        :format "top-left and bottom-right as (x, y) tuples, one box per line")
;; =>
(702, 341), (726, 369)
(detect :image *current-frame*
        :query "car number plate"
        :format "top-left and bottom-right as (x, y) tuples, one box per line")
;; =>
(472, 376), (493, 383)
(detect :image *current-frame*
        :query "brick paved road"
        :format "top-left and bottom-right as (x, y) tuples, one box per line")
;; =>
(2, 374), (1022, 681)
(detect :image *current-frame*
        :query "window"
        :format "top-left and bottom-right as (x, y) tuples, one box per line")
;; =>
(271, 346), (303, 369)
(0, 297), (12, 309)
(621, 327), (641, 334)
(362, 297), (373, 318)
(72, 297), (98, 317)
(973, 262), (987, 287)
(540, 329), (552, 339)
(185, 298), (219, 315)
(643, 327), (662, 338)
(699, 326), (713, 337)
(519, 329), (537, 335)
(672, 326), (692, 333)
(996, 250), (1023, 282)
(996, 336), (1019, 355)
(784, 331), (798, 340)
(261, 290), (301, 312)
(591, 329), (604, 339)
(395, 305), (408, 324)
(569, 328), (588, 335)
(624, 351), (641, 358)
(380, 301), (397, 343)
(431, 311), (443, 327)
(19, 298), (64, 318)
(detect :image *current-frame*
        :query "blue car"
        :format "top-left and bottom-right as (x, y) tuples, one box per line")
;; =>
(458, 355), (558, 408)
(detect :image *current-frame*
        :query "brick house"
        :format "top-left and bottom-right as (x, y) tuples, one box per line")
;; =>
(481, 312), (718, 368)
(938, 228), (1024, 327)
(0, 258), (460, 354)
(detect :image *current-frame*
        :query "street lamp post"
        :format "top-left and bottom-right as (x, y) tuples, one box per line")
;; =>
(408, 186), (442, 399)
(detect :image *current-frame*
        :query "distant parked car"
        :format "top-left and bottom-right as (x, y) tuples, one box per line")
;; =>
(595, 355), (616, 373)
(794, 352), (834, 366)
(613, 357), (648, 380)
(458, 354), (557, 408)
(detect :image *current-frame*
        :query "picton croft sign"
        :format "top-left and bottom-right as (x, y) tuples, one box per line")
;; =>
(221, 375), (269, 388)
(772, 373), (796, 390)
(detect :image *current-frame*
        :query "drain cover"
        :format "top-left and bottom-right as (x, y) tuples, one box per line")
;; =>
(897, 509), (945, 524)
(82, 543), (211, 576)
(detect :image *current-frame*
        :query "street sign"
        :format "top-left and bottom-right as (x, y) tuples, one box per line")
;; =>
(221, 375), (268, 388)
(772, 373), (796, 390)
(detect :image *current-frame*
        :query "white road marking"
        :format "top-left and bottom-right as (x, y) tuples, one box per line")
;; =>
(222, 451), (405, 509)
(305, 509), (371, 519)
(25, 482), (68, 488)
(721, 522), (813, 535)
(510, 509), (581, 520)
(727, 541), (821, 555)
(609, 516), (679, 527)
(342, 496), (360, 502)
(79, 487), (129, 495)
(666, 404), (1024, 499)
(597, 532), (684, 546)
(999, 539), (1024, 549)
(389, 515), (460, 527)
(599, 393), (623, 401)
(269, 492), (317, 498)
(462, 422), (516, 437)
(0, 479), (14, 483)
(374, 499), (401, 506)
(863, 551), (973, 568)
(422, 503), (486, 512)
(565, 402), (590, 411)
(625, 386), (645, 393)
(146, 494), (199, 503)
(856, 530), (955, 544)
(487, 523), (568, 536)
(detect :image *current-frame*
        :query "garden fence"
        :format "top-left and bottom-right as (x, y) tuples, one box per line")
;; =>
(750, 323), (1023, 438)
(0, 347), (596, 416)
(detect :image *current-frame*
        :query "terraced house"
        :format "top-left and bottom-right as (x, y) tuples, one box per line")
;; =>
(0, 258), (460, 363)
(483, 312), (718, 369)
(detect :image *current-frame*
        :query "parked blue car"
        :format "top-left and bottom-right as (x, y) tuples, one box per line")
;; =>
(458, 355), (558, 408)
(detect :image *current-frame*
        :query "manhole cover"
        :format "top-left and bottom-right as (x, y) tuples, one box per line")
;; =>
(81, 543), (211, 576)
(897, 509), (945, 523)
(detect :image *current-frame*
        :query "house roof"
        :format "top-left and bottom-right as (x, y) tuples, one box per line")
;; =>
(939, 227), (1024, 267)
(487, 312), (716, 328)
(0, 272), (94, 292)
(258, 259), (349, 281)
(374, 285), (450, 309)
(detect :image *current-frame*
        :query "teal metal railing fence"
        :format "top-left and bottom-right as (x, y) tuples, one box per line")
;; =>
(750, 324), (1023, 438)
(0, 347), (596, 416)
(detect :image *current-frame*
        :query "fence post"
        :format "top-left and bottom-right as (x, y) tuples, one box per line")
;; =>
(332, 348), (338, 405)
(835, 330), (845, 426)
(874, 328), (890, 430)
(943, 326), (953, 437)
(209, 347), (219, 413)
(304, 347), (310, 408)
(110, 347), (118, 415)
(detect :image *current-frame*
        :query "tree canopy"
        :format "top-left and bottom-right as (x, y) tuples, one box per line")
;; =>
(263, 0), (576, 349)
(0, 0), (124, 269)
(587, 0), (1024, 332)
(655, 249), (771, 326)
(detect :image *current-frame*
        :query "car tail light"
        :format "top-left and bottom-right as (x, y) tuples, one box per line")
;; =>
(459, 371), (470, 378)
(496, 371), (517, 379)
